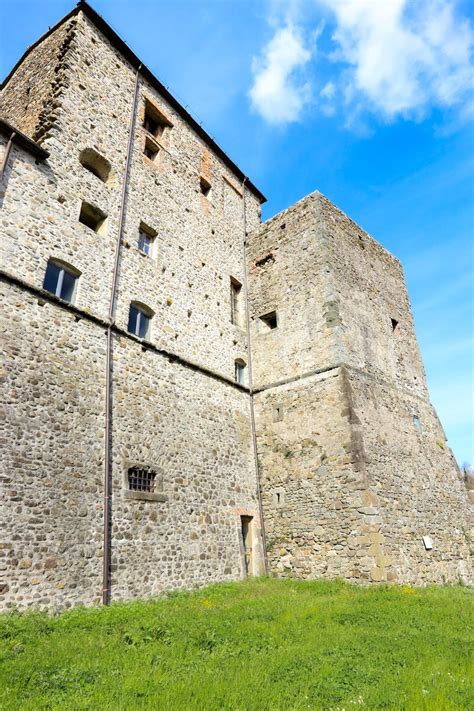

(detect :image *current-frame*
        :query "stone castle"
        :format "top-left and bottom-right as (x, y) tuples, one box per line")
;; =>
(0, 1), (471, 610)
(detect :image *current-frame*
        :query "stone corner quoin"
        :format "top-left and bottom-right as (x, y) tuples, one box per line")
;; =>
(0, 1), (471, 610)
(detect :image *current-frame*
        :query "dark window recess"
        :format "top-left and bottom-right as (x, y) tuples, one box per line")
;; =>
(144, 137), (159, 162)
(143, 99), (171, 138)
(230, 277), (243, 326)
(259, 311), (278, 332)
(79, 148), (111, 183)
(391, 318), (399, 332)
(43, 260), (79, 303)
(79, 201), (107, 233)
(200, 177), (211, 198)
(255, 253), (275, 268)
(128, 466), (156, 493)
(128, 303), (152, 339)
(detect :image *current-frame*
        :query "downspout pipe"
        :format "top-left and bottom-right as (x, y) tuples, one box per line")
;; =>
(0, 132), (16, 180)
(102, 64), (141, 606)
(241, 178), (269, 574)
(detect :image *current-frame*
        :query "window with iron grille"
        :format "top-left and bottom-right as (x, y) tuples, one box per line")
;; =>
(128, 466), (156, 493)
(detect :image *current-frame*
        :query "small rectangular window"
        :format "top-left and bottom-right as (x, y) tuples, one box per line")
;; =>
(128, 304), (152, 339)
(230, 277), (243, 327)
(143, 99), (171, 139)
(413, 415), (422, 432)
(79, 201), (107, 234)
(258, 311), (278, 333)
(144, 137), (159, 162)
(235, 360), (246, 385)
(128, 466), (156, 493)
(200, 177), (211, 199)
(138, 224), (156, 257)
(43, 260), (79, 304)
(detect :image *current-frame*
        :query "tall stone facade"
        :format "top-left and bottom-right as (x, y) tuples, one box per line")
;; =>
(0, 2), (471, 609)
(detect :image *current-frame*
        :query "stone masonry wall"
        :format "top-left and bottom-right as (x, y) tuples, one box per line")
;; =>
(248, 192), (472, 585)
(0, 18), (77, 143)
(0, 8), (265, 609)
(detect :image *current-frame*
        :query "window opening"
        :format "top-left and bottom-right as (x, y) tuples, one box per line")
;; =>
(43, 259), (80, 303)
(258, 310), (278, 332)
(128, 303), (153, 339)
(230, 277), (243, 327)
(413, 415), (422, 432)
(79, 148), (111, 183)
(143, 99), (171, 139)
(138, 223), (157, 257)
(200, 176), (211, 199)
(391, 318), (399, 332)
(128, 466), (156, 493)
(240, 515), (253, 577)
(144, 137), (159, 162)
(235, 359), (247, 385)
(79, 201), (107, 233)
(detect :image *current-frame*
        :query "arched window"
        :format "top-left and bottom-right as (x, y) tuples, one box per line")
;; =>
(79, 148), (112, 183)
(234, 358), (247, 385)
(43, 258), (80, 304)
(128, 302), (153, 339)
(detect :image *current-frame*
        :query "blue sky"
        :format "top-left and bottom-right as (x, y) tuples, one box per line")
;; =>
(1, 0), (473, 465)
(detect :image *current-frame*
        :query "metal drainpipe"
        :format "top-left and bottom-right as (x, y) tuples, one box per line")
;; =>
(0, 132), (16, 180)
(102, 64), (141, 605)
(241, 178), (269, 574)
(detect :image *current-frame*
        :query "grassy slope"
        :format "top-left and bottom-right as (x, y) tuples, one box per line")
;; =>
(0, 578), (473, 710)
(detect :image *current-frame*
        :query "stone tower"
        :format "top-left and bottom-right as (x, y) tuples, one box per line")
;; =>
(247, 194), (472, 584)
(0, 2), (471, 609)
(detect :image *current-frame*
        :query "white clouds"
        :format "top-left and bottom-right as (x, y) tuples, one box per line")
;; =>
(249, 24), (312, 124)
(324, 0), (474, 120)
(249, 0), (473, 126)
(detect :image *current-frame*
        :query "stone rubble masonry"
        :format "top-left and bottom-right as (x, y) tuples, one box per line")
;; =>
(248, 194), (472, 585)
(0, 4), (471, 609)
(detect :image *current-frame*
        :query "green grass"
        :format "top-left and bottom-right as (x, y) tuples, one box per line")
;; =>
(1, 578), (472, 710)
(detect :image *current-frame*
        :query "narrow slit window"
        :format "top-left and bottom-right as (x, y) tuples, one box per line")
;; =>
(79, 201), (107, 234)
(258, 311), (278, 333)
(43, 259), (80, 304)
(230, 277), (243, 327)
(234, 359), (247, 385)
(413, 415), (422, 432)
(128, 303), (153, 339)
(391, 318), (399, 333)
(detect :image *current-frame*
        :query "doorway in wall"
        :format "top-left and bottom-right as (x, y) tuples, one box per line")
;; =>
(241, 515), (253, 577)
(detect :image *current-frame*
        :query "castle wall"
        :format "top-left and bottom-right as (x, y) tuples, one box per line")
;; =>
(249, 193), (472, 585)
(0, 9), (265, 610)
(0, 18), (76, 142)
(347, 368), (472, 583)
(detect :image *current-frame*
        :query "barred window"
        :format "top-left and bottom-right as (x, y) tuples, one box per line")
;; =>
(128, 466), (156, 493)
